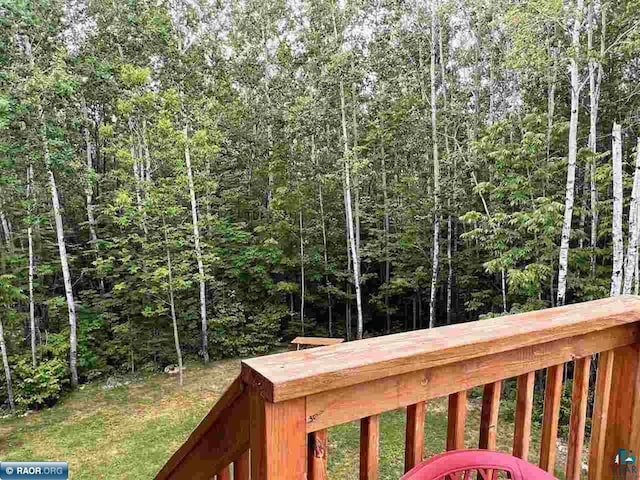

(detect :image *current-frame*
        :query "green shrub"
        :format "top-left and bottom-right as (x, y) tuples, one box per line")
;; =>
(12, 358), (69, 410)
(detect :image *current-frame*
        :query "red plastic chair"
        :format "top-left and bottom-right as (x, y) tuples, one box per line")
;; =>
(401, 450), (559, 480)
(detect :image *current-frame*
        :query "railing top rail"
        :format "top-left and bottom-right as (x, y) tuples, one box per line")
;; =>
(242, 296), (640, 402)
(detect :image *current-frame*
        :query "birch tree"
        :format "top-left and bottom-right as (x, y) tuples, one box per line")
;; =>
(429, 2), (441, 328)
(556, 0), (584, 306)
(610, 122), (623, 296)
(0, 316), (14, 414)
(623, 138), (640, 294)
(183, 123), (209, 362)
(27, 165), (36, 367)
(587, 2), (605, 276)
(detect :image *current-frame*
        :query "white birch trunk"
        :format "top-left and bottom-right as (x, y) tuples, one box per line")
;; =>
(142, 118), (152, 183)
(314, 135), (332, 336)
(83, 113), (98, 248)
(429, 5), (441, 328)
(299, 209), (305, 335)
(340, 79), (363, 340)
(0, 318), (15, 413)
(556, 0), (584, 306)
(623, 139), (640, 294)
(610, 122), (624, 296)
(382, 146), (391, 333)
(588, 2), (605, 277)
(183, 124), (209, 362)
(27, 165), (37, 367)
(49, 168), (78, 386)
(0, 209), (10, 250)
(165, 227), (184, 386)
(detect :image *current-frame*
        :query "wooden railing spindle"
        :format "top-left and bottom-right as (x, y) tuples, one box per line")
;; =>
(216, 465), (231, 480)
(566, 356), (591, 480)
(233, 450), (250, 480)
(479, 381), (501, 450)
(249, 391), (306, 480)
(588, 351), (614, 480)
(512, 371), (534, 460)
(539, 364), (563, 473)
(360, 415), (380, 480)
(308, 429), (328, 480)
(447, 391), (467, 451)
(404, 402), (426, 472)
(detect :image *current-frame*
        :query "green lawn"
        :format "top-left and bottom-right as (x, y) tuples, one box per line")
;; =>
(0, 358), (575, 479)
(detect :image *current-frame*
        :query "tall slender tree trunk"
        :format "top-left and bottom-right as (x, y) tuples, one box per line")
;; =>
(183, 124), (209, 362)
(0, 208), (10, 251)
(27, 165), (36, 367)
(623, 138), (640, 294)
(589, 2), (605, 277)
(299, 209), (305, 335)
(142, 118), (152, 183)
(49, 167), (78, 386)
(83, 117), (98, 248)
(429, 5), (441, 329)
(339, 79), (363, 339)
(610, 122), (624, 296)
(382, 145), (391, 333)
(0, 318), (15, 414)
(556, 0), (584, 306)
(314, 135), (333, 336)
(164, 226), (183, 386)
(131, 138), (148, 237)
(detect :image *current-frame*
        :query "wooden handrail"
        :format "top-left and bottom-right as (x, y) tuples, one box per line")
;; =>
(155, 376), (249, 480)
(242, 296), (640, 402)
(159, 297), (640, 480)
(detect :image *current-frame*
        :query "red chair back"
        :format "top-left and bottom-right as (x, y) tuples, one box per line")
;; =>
(401, 450), (559, 480)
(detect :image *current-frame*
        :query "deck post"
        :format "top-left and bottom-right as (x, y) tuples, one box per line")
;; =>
(604, 343), (640, 480)
(249, 388), (307, 480)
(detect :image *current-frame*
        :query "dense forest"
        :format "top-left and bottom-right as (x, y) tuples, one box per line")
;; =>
(0, 0), (639, 413)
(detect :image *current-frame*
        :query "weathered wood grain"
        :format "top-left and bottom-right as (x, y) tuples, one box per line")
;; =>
(250, 390), (306, 480)
(447, 391), (467, 451)
(404, 402), (425, 472)
(360, 415), (379, 480)
(513, 372), (534, 460)
(479, 381), (501, 450)
(588, 350), (614, 480)
(308, 429), (328, 480)
(305, 324), (636, 432)
(566, 357), (591, 480)
(243, 297), (640, 402)
(539, 364), (563, 473)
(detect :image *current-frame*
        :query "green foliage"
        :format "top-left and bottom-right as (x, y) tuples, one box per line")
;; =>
(12, 358), (68, 410)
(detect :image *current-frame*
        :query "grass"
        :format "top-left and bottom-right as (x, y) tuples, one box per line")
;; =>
(0, 358), (577, 479)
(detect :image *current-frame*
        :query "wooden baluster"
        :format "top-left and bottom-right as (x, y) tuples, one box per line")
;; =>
(249, 390), (307, 480)
(216, 466), (231, 480)
(308, 429), (328, 480)
(234, 450), (250, 480)
(360, 415), (380, 480)
(479, 381), (501, 450)
(512, 372), (534, 460)
(566, 357), (591, 480)
(603, 344), (640, 473)
(588, 351), (614, 480)
(447, 391), (467, 451)
(539, 364), (563, 473)
(405, 402), (426, 472)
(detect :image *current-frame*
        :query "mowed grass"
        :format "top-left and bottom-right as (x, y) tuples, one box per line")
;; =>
(0, 358), (574, 479)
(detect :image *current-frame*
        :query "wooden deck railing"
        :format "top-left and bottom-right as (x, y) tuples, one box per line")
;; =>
(156, 296), (640, 480)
